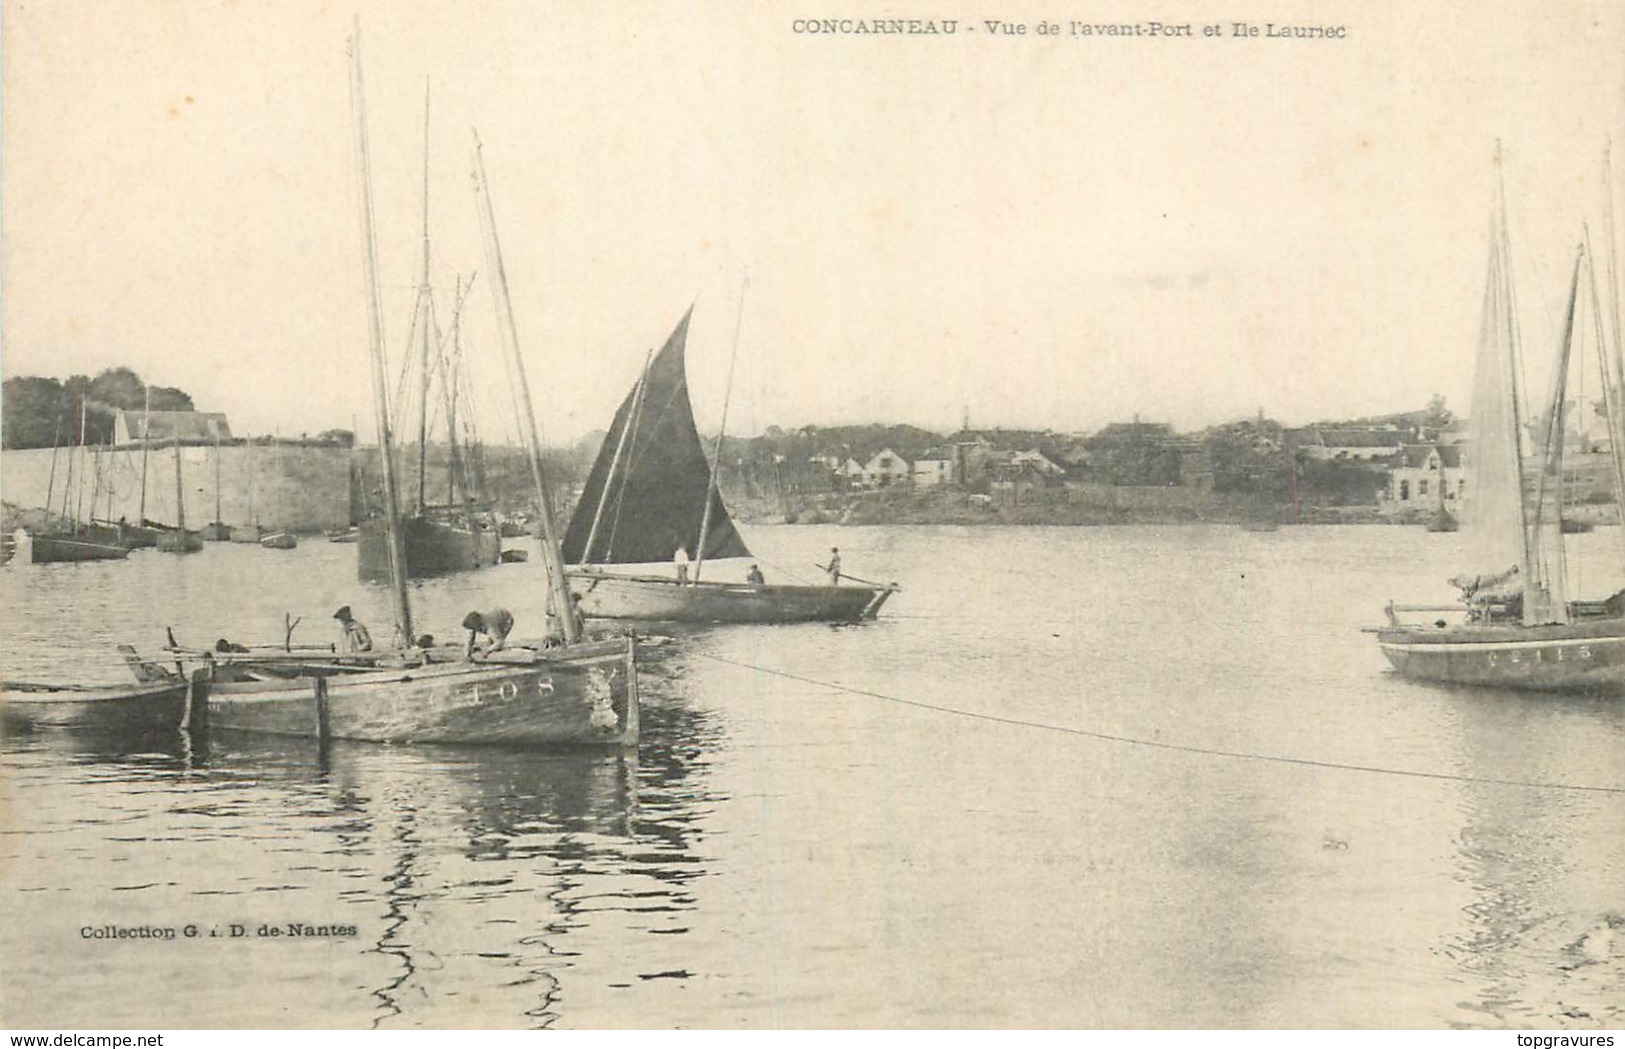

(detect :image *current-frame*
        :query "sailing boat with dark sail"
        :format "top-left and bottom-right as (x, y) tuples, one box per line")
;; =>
(1376, 180), (1625, 691)
(562, 310), (897, 624)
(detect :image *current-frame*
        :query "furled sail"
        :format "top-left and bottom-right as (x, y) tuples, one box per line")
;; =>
(1458, 214), (1532, 599)
(562, 309), (751, 565)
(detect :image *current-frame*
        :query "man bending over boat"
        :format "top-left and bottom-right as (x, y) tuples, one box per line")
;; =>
(333, 606), (373, 653)
(463, 608), (515, 659)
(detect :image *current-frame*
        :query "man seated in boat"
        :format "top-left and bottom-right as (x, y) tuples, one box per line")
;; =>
(1449, 566), (1522, 624)
(747, 564), (765, 587)
(333, 606), (373, 653)
(463, 608), (514, 659)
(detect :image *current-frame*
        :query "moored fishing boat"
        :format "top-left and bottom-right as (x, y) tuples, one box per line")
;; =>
(135, 28), (640, 749)
(561, 309), (897, 624)
(1376, 172), (1625, 693)
(11, 527), (129, 564)
(357, 513), (496, 577)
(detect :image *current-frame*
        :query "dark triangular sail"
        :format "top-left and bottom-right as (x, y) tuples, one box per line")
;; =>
(563, 310), (751, 565)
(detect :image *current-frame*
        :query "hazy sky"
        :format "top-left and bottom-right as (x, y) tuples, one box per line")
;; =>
(4, 1), (1624, 446)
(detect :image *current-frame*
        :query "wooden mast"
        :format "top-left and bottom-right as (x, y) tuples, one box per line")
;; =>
(694, 279), (747, 582)
(212, 427), (223, 529)
(138, 387), (150, 523)
(470, 132), (580, 644)
(414, 80), (434, 515)
(172, 432), (187, 531)
(43, 415), (61, 523)
(349, 24), (413, 645)
(582, 346), (653, 564)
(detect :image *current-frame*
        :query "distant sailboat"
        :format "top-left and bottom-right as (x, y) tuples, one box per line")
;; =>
(15, 397), (129, 563)
(201, 429), (231, 540)
(259, 436), (299, 549)
(356, 84), (498, 581)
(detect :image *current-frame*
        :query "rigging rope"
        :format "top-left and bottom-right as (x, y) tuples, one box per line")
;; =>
(695, 651), (1625, 796)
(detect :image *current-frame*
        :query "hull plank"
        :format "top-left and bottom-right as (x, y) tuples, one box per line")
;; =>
(204, 639), (638, 746)
(569, 570), (892, 624)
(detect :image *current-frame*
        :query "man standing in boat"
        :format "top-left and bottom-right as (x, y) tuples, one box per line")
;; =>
(463, 608), (514, 659)
(674, 541), (690, 584)
(827, 547), (841, 585)
(333, 606), (373, 653)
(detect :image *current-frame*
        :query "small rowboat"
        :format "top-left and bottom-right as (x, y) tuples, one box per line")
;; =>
(1, 667), (208, 733)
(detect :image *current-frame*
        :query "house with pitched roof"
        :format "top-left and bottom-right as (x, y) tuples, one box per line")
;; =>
(113, 410), (233, 446)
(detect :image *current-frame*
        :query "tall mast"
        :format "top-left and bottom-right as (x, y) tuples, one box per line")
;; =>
(414, 80), (434, 514)
(436, 274), (479, 525)
(60, 396), (76, 523)
(582, 347), (653, 563)
(471, 132), (580, 644)
(43, 415), (61, 523)
(172, 432), (187, 531)
(138, 387), (151, 522)
(246, 440), (256, 526)
(75, 392), (87, 525)
(349, 24), (413, 644)
(694, 279), (747, 582)
(1524, 244), (1585, 625)
(213, 427), (222, 525)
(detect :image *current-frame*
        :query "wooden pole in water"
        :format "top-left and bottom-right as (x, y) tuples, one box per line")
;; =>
(348, 24), (413, 644)
(470, 131), (580, 644)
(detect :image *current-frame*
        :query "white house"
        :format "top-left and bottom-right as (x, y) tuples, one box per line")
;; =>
(862, 448), (911, 487)
(113, 410), (233, 446)
(911, 450), (956, 487)
(1385, 443), (1465, 510)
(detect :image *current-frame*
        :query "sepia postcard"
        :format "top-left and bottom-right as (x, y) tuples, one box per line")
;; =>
(3, 0), (1623, 1034)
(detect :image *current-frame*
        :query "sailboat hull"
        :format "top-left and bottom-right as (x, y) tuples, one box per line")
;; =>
(13, 530), (129, 563)
(1377, 619), (1625, 692)
(357, 516), (501, 581)
(0, 675), (201, 731)
(568, 569), (894, 624)
(200, 638), (638, 746)
(155, 530), (204, 554)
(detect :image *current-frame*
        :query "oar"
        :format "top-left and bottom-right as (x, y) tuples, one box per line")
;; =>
(814, 564), (898, 590)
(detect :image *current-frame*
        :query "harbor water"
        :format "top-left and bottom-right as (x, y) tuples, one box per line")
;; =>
(1, 524), (1621, 1028)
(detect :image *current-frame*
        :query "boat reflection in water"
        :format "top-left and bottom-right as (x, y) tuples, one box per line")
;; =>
(1438, 686), (1625, 1028)
(91, 681), (704, 1028)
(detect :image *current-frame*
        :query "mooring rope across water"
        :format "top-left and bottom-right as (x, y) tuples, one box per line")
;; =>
(695, 651), (1625, 796)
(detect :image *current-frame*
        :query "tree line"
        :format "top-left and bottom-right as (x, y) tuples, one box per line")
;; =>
(2, 368), (196, 449)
